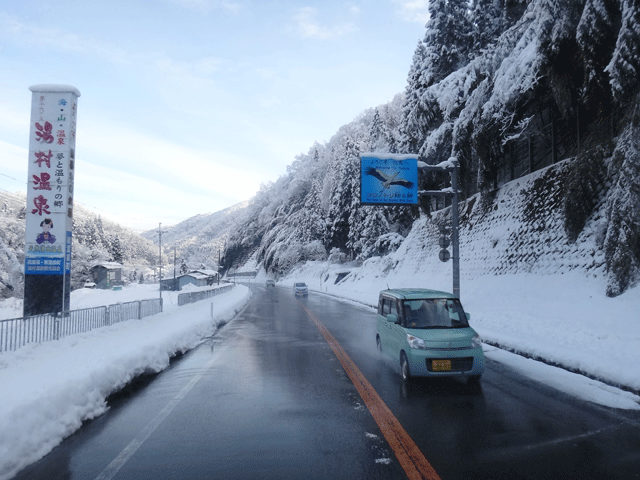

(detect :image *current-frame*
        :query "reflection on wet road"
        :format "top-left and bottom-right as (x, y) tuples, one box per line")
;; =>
(13, 284), (640, 480)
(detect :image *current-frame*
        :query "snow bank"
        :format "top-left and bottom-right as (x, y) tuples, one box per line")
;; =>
(0, 284), (251, 480)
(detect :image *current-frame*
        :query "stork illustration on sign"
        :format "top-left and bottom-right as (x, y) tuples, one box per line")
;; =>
(365, 167), (414, 189)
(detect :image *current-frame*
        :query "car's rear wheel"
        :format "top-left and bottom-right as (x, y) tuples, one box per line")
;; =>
(400, 352), (411, 381)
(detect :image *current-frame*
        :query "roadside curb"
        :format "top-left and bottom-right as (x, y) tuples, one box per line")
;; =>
(482, 339), (640, 398)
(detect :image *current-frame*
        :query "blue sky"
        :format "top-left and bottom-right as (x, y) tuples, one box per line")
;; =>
(0, 0), (429, 231)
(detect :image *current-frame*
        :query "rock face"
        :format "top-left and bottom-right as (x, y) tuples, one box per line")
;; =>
(405, 159), (606, 283)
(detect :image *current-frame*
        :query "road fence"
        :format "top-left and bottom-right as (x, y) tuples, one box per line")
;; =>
(177, 284), (234, 306)
(1, 283), (236, 353)
(0, 298), (163, 353)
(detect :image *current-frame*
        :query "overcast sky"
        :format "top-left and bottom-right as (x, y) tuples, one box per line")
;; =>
(0, 0), (429, 231)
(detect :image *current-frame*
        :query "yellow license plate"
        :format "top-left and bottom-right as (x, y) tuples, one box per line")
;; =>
(432, 359), (451, 371)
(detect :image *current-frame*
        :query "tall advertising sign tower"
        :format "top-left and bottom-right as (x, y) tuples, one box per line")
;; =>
(23, 85), (80, 316)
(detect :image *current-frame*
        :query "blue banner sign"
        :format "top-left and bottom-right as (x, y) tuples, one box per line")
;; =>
(360, 154), (418, 205)
(25, 257), (64, 275)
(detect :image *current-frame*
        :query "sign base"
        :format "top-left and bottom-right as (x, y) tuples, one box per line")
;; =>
(23, 274), (70, 316)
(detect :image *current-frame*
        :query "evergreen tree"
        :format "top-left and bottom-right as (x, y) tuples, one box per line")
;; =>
(300, 179), (326, 243)
(604, 98), (640, 296)
(421, 0), (473, 87)
(368, 108), (389, 152)
(606, 0), (640, 103)
(400, 41), (429, 154)
(110, 234), (124, 263)
(348, 205), (389, 260)
(576, 0), (619, 115)
(326, 138), (360, 251)
(470, 0), (504, 55)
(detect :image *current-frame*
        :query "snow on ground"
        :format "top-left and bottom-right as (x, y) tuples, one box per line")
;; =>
(0, 283), (252, 480)
(0, 272), (638, 479)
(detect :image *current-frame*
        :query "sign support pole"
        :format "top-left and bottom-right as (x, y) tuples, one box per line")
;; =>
(419, 158), (461, 299)
(451, 159), (460, 299)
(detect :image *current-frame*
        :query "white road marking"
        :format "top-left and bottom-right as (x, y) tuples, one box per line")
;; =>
(94, 345), (228, 480)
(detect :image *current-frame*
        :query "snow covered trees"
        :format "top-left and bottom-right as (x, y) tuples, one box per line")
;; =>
(326, 137), (360, 253)
(606, 0), (640, 103)
(422, 0), (473, 88)
(218, 0), (639, 297)
(603, 98), (640, 297)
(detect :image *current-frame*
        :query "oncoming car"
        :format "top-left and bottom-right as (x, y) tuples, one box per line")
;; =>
(266, 279), (276, 287)
(293, 282), (308, 296)
(376, 289), (484, 382)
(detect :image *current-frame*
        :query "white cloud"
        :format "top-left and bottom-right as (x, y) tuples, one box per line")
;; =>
(77, 115), (262, 201)
(292, 7), (357, 40)
(392, 0), (430, 24)
(0, 13), (132, 66)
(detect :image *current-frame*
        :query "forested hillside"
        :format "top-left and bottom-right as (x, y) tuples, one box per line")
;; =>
(0, 190), (161, 299)
(221, 0), (640, 297)
(140, 200), (250, 272)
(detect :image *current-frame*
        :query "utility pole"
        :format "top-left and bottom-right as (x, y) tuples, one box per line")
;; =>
(158, 223), (163, 300)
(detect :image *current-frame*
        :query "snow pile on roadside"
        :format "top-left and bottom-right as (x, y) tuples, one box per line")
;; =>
(0, 284), (251, 480)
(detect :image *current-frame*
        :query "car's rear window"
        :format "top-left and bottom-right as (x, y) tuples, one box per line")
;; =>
(401, 298), (469, 329)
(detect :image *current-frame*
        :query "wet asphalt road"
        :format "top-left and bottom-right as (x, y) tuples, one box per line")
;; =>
(14, 284), (640, 480)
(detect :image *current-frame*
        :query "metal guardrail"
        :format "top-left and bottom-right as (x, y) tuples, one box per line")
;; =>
(177, 284), (235, 306)
(1, 284), (235, 353)
(0, 298), (163, 353)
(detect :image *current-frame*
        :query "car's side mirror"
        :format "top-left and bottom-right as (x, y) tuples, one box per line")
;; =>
(466, 313), (471, 321)
(387, 313), (398, 324)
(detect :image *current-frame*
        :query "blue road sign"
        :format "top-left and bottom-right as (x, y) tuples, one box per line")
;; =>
(360, 154), (418, 206)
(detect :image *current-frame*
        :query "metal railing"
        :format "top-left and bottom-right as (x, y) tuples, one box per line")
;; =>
(177, 284), (235, 306)
(0, 298), (163, 353)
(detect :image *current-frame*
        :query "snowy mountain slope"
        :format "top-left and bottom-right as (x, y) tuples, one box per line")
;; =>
(220, 0), (640, 297)
(140, 200), (251, 270)
(281, 157), (606, 300)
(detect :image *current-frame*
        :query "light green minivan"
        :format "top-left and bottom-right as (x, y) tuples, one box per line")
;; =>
(376, 289), (484, 382)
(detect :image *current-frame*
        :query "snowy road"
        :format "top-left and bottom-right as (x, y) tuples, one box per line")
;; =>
(12, 284), (640, 479)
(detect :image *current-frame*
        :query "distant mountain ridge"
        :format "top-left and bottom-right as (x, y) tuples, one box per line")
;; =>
(140, 200), (251, 271)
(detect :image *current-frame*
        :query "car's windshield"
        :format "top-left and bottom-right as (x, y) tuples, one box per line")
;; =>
(401, 298), (469, 329)
(295, 283), (306, 287)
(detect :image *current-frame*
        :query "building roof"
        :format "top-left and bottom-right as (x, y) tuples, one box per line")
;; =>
(93, 262), (124, 269)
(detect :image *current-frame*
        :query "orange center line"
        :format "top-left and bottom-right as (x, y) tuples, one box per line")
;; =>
(299, 302), (441, 480)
